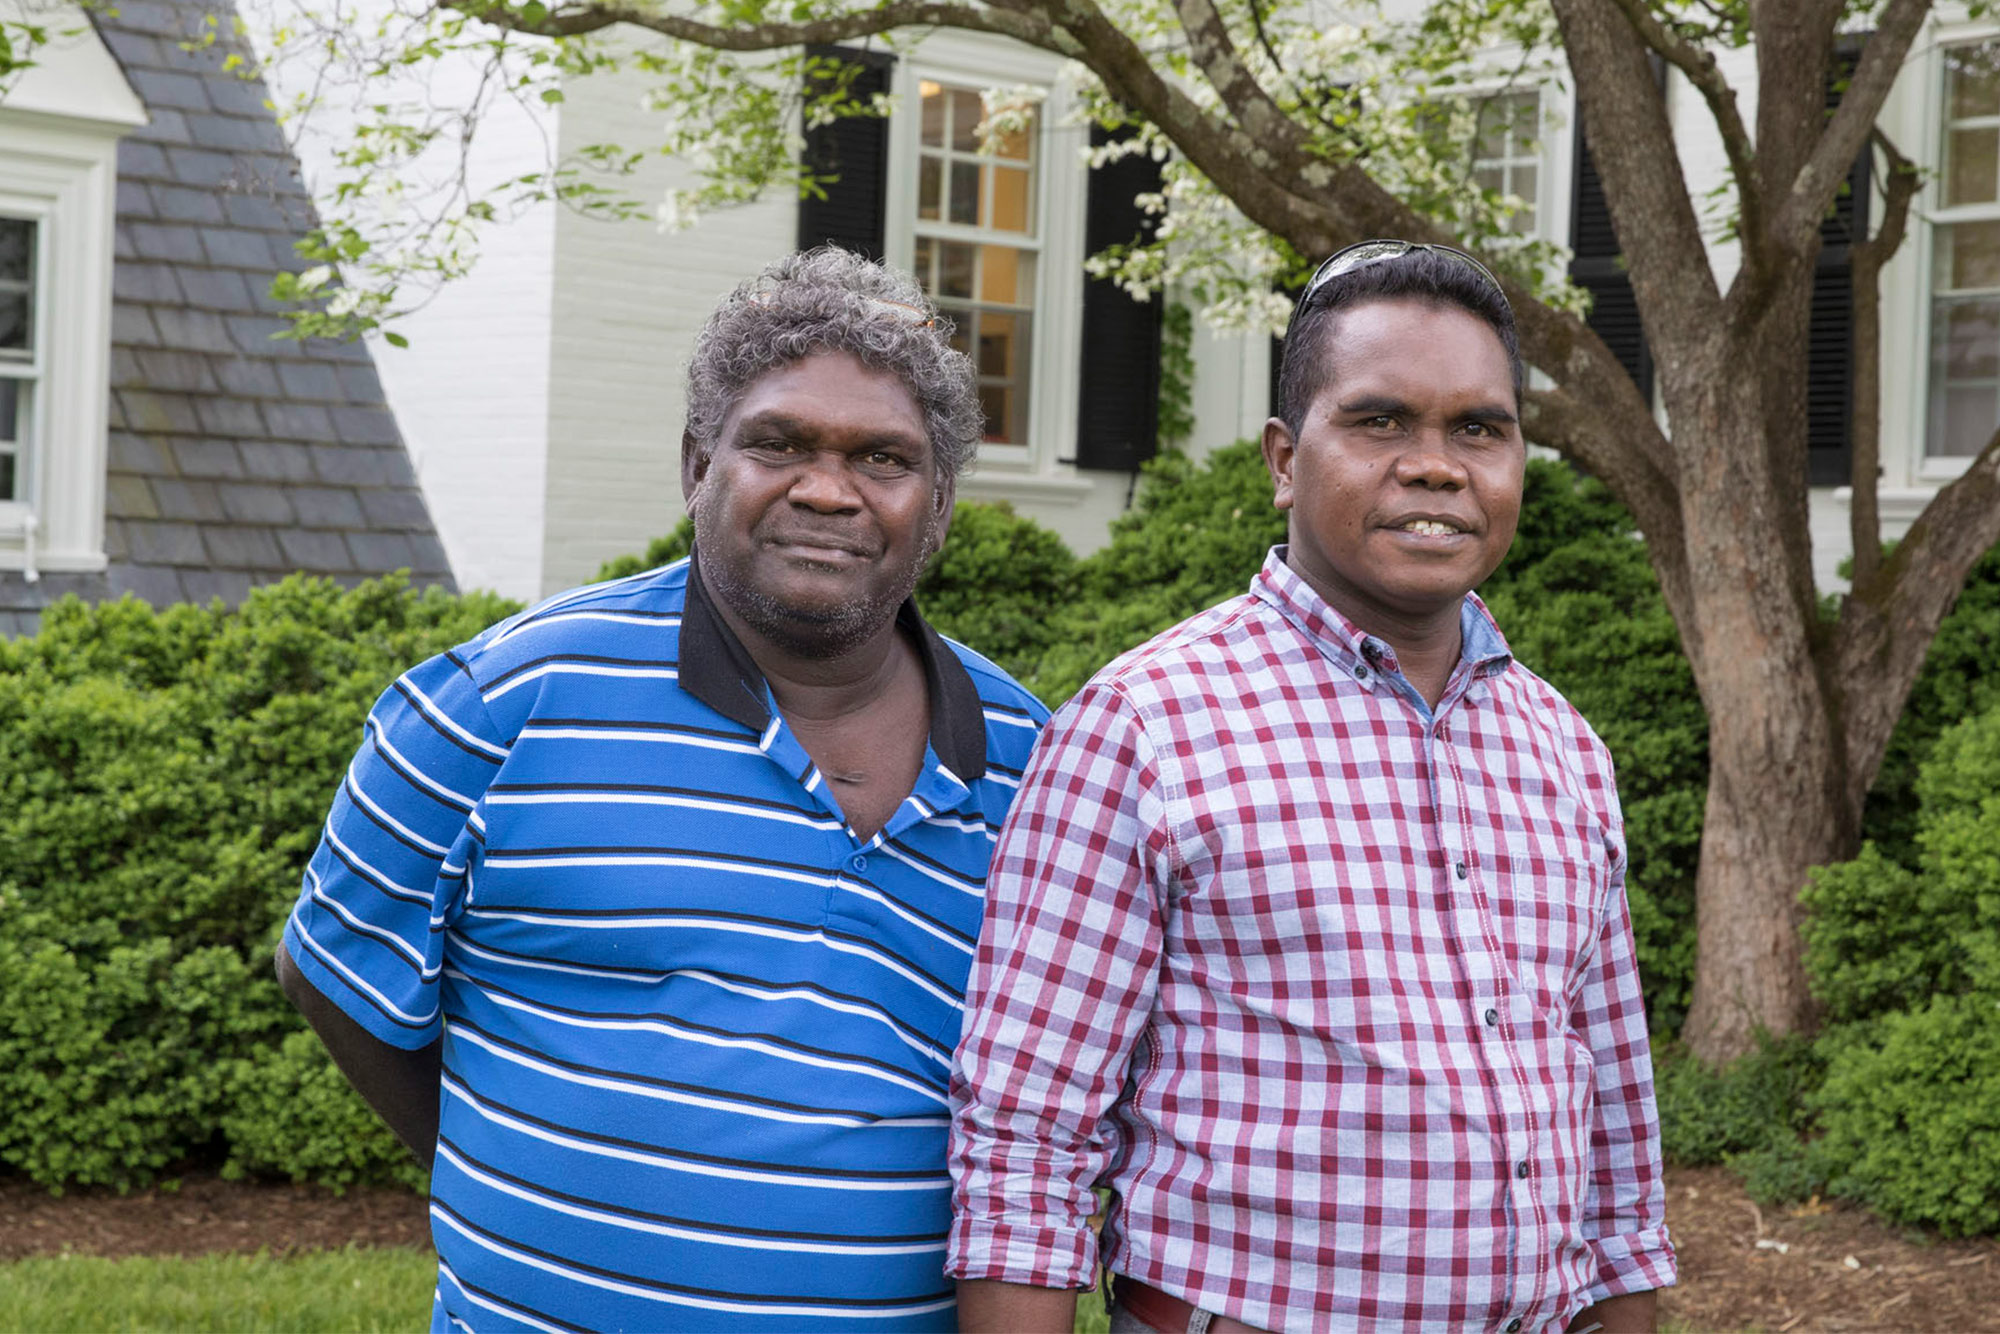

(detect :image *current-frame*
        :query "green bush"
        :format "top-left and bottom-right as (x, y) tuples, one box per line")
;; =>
(1804, 703), (2000, 1024)
(1811, 993), (2000, 1235)
(1653, 1034), (1823, 1169)
(0, 576), (514, 1191)
(1863, 542), (2000, 859)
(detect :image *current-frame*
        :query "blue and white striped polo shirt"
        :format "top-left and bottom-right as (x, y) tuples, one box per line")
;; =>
(282, 555), (1047, 1332)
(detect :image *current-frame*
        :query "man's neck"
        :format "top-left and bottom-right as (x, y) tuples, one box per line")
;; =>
(706, 593), (916, 724)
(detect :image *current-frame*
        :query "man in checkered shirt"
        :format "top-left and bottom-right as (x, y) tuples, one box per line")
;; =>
(946, 242), (1676, 1333)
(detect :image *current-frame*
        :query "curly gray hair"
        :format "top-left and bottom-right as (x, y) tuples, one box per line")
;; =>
(683, 247), (982, 487)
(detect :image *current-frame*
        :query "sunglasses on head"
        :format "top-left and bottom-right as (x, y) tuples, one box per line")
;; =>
(1284, 239), (1508, 339)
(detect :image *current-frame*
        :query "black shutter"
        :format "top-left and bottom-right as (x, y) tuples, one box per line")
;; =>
(797, 46), (895, 259)
(1569, 127), (1654, 402)
(1074, 126), (1165, 471)
(1809, 40), (1871, 487)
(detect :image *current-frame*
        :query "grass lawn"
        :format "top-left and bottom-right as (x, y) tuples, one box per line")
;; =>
(0, 1248), (436, 1332)
(0, 1249), (1116, 1332)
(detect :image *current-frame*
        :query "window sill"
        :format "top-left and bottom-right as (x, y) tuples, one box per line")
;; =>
(957, 469), (1099, 506)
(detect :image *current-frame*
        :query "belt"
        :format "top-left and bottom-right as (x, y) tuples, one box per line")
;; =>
(1112, 1275), (1270, 1334)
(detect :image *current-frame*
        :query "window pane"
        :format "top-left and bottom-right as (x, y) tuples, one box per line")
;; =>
(949, 161), (980, 225)
(0, 450), (13, 502)
(978, 245), (1022, 304)
(988, 166), (1031, 232)
(1473, 165), (1505, 196)
(1941, 220), (2000, 291)
(1950, 128), (2000, 206)
(0, 293), (27, 356)
(0, 378), (18, 443)
(920, 83), (945, 147)
(0, 219), (30, 283)
(1939, 382), (1999, 457)
(918, 157), (942, 221)
(1945, 301), (2000, 379)
(991, 122), (1031, 162)
(951, 89), (981, 152)
(979, 382), (1015, 442)
(914, 237), (934, 289)
(979, 311), (1019, 378)
(938, 242), (975, 299)
(1951, 45), (2000, 120)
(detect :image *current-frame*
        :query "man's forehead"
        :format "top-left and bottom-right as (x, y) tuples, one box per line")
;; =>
(1315, 299), (1516, 402)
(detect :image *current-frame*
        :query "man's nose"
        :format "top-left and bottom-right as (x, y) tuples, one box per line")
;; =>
(1395, 429), (1468, 488)
(788, 452), (862, 510)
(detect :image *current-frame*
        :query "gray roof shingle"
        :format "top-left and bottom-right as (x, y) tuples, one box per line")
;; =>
(0, 0), (455, 631)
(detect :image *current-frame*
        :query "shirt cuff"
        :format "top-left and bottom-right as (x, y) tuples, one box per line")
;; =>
(944, 1214), (1099, 1291)
(1584, 1224), (1678, 1304)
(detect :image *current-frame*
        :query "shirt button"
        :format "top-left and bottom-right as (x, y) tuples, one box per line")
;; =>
(1354, 664), (1371, 681)
(1516, 1160), (1532, 1179)
(1484, 1007), (1499, 1027)
(1506, 1320), (1523, 1333)
(848, 854), (868, 872)
(1454, 861), (1468, 880)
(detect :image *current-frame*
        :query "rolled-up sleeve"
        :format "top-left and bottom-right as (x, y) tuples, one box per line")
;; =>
(282, 649), (506, 1049)
(946, 681), (1177, 1288)
(1572, 829), (1678, 1302)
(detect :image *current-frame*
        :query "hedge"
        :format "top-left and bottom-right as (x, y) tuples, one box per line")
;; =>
(2, 441), (1996, 1226)
(0, 576), (515, 1190)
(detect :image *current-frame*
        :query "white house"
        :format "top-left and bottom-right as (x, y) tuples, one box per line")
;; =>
(269, 10), (1997, 602)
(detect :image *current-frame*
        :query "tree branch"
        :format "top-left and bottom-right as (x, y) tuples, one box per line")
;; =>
(1523, 381), (1693, 640)
(1836, 427), (2000, 815)
(447, 0), (1079, 55)
(1602, 0), (1760, 276)
(1548, 0), (1721, 356)
(1846, 129), (1919, 592)
(1768, 0), (1933, 254)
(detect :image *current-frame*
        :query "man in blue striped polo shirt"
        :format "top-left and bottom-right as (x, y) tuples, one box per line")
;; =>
(278, 247), (1049, 1331)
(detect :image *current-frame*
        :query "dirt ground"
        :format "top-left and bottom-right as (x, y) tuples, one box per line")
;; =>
(1, 1165), (1995, 1330)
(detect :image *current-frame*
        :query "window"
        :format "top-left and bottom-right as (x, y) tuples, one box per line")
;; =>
(911, 80), (1038, 446)
(0, 217), (38, 506)
(1930, 41), (2000, 458)
(0, 14), (143, 575)
(1472, 92), (1542, 234)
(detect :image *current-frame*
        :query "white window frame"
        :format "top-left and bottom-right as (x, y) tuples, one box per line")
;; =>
(0, 8), (144, 576)
(884, 33), (1088, 484)
(1894, 16), (2000, 484)
(0, 210), (47, 514)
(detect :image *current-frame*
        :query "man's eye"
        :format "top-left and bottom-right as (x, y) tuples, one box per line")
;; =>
(867, 451), (911, 469)
(1360, 415), (1397, 430)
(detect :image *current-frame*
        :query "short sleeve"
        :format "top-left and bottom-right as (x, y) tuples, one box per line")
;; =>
(282, 649), (508, 1048)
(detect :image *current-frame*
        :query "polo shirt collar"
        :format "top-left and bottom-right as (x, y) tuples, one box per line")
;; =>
(1251, 545), (1513, 681)
(678, 551), (990, 781)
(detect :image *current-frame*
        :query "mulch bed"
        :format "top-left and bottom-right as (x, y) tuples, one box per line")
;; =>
(3, 1166), (1997, 1329)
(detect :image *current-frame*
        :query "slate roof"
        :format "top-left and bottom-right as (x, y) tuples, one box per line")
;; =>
(0, 0), (453, 635)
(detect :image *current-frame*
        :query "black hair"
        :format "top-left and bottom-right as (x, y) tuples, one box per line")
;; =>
(1275, 247), (1524, 437)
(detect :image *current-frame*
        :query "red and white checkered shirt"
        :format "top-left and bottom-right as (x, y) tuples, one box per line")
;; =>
(946, 549), (1674, 1331)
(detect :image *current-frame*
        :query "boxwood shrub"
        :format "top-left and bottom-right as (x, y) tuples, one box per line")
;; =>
(0, 575), (514, 1190)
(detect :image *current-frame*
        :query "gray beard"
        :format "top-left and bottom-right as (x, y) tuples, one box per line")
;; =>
(693, 505), (939, 661)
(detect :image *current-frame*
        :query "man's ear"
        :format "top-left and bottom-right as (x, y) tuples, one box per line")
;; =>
(680, 430), (708, 506)
(929, 473), (956, 553)
(1261, 416), (1298, 513)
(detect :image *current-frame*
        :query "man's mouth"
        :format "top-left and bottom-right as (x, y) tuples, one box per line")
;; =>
(1396, 518), (1468, 536)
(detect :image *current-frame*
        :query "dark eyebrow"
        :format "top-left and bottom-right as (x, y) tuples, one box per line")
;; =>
(1461, 404), (1519, 429)
(732, 411), (928, 454)
(1336, 395), (1412, 417)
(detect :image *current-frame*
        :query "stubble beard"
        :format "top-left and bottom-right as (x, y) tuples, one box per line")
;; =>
(694, 498), (942, 662)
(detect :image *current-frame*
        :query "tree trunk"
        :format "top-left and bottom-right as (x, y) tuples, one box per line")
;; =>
(1666, 320), (1855, 1063)
(1680, 668), (1847, 1059)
